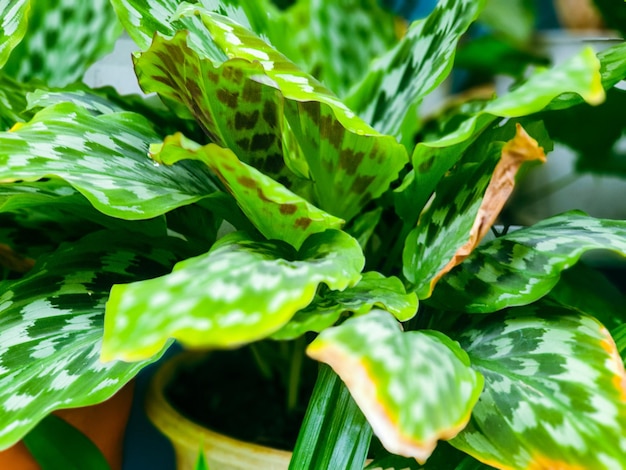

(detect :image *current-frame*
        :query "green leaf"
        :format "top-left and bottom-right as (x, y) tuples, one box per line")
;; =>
(0, 230), (181, 450)
(290, 364), (372, 470)
(346, 0), (485, 141)
(0, 0), (29, 69)
(548, 263), (626, 332)
(194, 448), (210, 470)
(308, 310), (484, 463)
(103, 229), (365, 362)
(282, 0), (398, 98)
(272, 272), (418, 340)
(400, 45), (604, 222)
(0, 102), (217, 220)
(478, 0), (535, 46)
(151, 132), (342, 249)
(135, 8), (408, 221)
(429, 211), (626, 313)
(614, 324), (626, 365)
(23, 415), (110, 470)
(3, 0), (122, 86)
(404, 122), (546, 299)
(450, 303), (626, 469)
(0, 73), (30, 130)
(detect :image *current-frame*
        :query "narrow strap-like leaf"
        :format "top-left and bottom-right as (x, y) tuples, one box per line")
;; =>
(450, 303), (626, 469)
(289, 364), (372, 470)
(308, 310), (484, 463)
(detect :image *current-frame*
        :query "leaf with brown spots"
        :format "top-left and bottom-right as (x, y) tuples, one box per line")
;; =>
(151, 133), (343, 249)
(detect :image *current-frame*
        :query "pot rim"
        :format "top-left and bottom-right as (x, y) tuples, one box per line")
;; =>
(145, 351), (293, 459)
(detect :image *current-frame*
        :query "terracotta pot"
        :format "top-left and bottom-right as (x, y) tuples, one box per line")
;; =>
(0, 381), (135, 470)
(145, 353), (292, 470)
(553, 0), (605, 30)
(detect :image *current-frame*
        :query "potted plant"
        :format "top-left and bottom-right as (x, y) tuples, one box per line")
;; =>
(1, 1), (626, 469)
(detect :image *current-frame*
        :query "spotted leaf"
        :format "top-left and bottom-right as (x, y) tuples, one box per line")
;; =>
(345, 0), (485, 141)
(398, 45), (605, 223)
(449, 303), (626, 469)
(151, 132), (342, 249)
(0, 0), (29, 69)
(0, 102), (217, 220)
(0, 230), (183, 450)
(3, 0), (122, 87)
(429, 211), (626, 313)
(404, 124), (545, 299)
(308, 310), (484, 463)
(271, 272), (418, 340)
(102, 229), (364, 362)
(135, 7), (408, 221)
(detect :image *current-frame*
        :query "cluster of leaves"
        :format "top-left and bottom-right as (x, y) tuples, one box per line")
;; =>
(1, 0), (626, 469)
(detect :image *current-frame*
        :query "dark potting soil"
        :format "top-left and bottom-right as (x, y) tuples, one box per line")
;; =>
(165, 348), (312, 451)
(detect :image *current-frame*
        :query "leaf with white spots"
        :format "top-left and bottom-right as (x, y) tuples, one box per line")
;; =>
(397, 45), (605, 224)
(0, 230), (183, 450)
(0, 0), (29, 69)
(134, 7), (409, 221)
(271, 272), (418, 340)
(3, 0), (122, 87)
(102, 229), (365, 362)
(0, 102), (218, 220)
(449, 303), (626, 469)
(279, 0), (398, 98)
(308, 310), (484, 463)
(345, 0), (485, 142)
(403, 124), (545, 299)
(429, 211), (626, 313)
(151, 132), (342, 249)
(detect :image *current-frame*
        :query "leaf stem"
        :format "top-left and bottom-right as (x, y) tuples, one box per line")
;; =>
(287, 336), (306, 413)
(249, 343), (273, 381)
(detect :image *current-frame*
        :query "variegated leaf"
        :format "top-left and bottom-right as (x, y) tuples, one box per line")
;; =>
(345, 0), (485, 141)
(404, 124), (545, 299)
(429, 211), (626, 313)
(284, 0), (398, 98)
(3, 0), (122, 87)
(0, 0), (29, 69)
(614, 324), (626, 365)
(450, 303), (626, 469)
(135, 7), (409, 221)
(271, 272), (418, 340)
(102, 229), (365, 362)
(151, 132), (342, 249)
(0, 230), (183, 450)
(0, 102), (217, 220)
(308, 310), (484, 463)
(399, 45), (605, 223)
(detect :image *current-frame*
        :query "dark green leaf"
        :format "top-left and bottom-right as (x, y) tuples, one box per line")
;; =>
(289, 364), (372, 470)
(23, 415), (110, 470)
